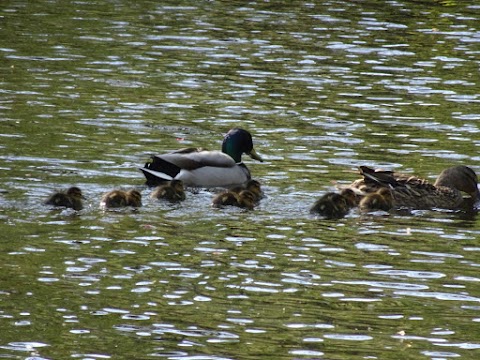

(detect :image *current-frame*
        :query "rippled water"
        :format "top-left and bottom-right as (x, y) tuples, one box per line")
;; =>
(1, 1), (480, 359)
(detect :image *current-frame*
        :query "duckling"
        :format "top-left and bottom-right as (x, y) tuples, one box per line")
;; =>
(310, 189), (356, 219)
(212, 191), (239, 208)
(211, 189), (257, 210)
(230, 179), (263, 202)
(100, 189), (142, 208)
(244, 179), (263, 201)
(359, 188), (393, 212)
(151, 180), (186, 203)
(236, 190), (256, 210)
(340, 188), (358, 208)
(45, 187), (84, 211)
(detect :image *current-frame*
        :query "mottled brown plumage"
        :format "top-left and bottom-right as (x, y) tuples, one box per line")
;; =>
(236, 190), (256, 210)
(211, 191), (238, 208)
(359, 188), (393, 212)
(351, 165), (479, 210)
(45, 187), (84, 211)
(230, 179), (263, 202)
(211, 189), (257, 210)
(100, 189), (142, 208)
(310, 189), (357, 219)
(151, 180), (186, 203)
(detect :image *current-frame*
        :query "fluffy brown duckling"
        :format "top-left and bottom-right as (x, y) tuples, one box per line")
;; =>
(100, 189), (142, 208)
(151, 180), (186, 203)
(229, 179), (263, 201)
(310, 189), (357, 219)
(359, 188), (393, 212)
(236, 190), (256, 210)
(211, 189), (257, 210)
(45, 186), (84, 211)
(211, 191), (238, 208)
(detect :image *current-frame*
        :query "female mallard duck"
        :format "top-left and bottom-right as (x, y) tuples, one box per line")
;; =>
(100, 189), (142, 208)
(45, 186), (84, 211)
(310, 188), (357, 219)
(359, 188), (393, 212)
(140, 128), (263, 188)
(350, 165), (480, 210)
(151, 180), (186, 203)
(211, 189), (257, 210)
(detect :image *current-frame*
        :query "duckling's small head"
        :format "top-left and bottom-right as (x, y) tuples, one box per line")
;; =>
(376, 188), (393, 200)
(245, 179), (262, 197)
(67, 187), (84, 199)
(237, 190), (256, 210)
(126, 189), (142, 207)
(340, 188), (357, 207)
(170, 180), (185, 193)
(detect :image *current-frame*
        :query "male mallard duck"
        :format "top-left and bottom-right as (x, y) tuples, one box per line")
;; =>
(211, 189), (257, 210)
(359, 188), (393, 212)
(100, 189), (142, 208)
(45, 187), (84, 211)
(350, 165), (480, 210)
(140, 128), (263, 188)
(310, 188), (357, 219)
(151, 180), (186, 203)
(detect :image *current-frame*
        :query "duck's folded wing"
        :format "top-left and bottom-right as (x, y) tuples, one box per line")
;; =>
(359, 166), (398, 186)
(160, 150), (237, 169)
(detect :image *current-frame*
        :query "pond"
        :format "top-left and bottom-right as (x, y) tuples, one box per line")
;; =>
(1, 0), (480, 359)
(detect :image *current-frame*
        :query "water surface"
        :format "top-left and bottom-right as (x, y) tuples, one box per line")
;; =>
(1, 1), (480, 359)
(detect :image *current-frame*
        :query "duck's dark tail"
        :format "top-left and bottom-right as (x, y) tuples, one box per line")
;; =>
(140, 156), (179, 187)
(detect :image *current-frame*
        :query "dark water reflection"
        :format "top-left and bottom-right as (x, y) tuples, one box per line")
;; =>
(1, 0), (480, 359)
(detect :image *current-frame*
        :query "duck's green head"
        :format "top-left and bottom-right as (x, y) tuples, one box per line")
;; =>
(222, 128), (263, 163)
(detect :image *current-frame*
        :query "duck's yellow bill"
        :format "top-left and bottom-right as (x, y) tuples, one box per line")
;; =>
(248, 148), (263, 162)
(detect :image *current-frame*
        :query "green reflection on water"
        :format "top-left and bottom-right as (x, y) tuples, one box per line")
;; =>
(1, 0), (480, 359)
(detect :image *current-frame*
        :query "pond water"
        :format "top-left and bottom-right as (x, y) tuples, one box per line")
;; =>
(1, 0), (480, 359)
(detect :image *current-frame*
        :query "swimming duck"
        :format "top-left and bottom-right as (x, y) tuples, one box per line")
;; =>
(349, 165), (480, 210)
(140, 128), (263, 188)
(45, 186), (84, 211)
(100, 189), (142, 208)
(310, 188), (357, 219)
(358, 188), (393, 212)
(151, 180), (186, 203)
(211, 189), (257, 210)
